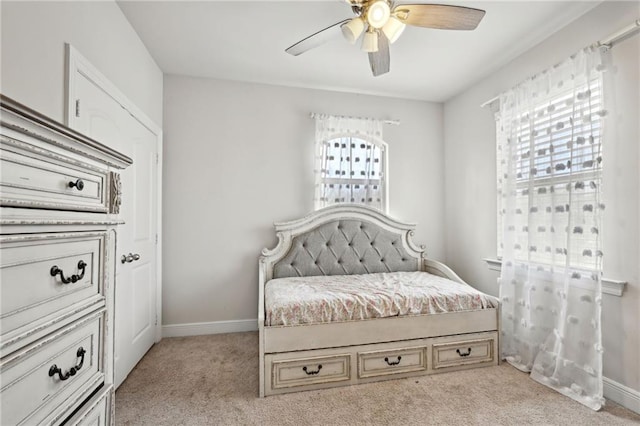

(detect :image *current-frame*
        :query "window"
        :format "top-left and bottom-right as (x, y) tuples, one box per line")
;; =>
(496, 76), (604, 271)
(316, 135), (387, 209)
(313, 115), (388, 212)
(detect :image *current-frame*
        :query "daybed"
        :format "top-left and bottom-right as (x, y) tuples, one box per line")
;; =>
(258, 204), (500, 397)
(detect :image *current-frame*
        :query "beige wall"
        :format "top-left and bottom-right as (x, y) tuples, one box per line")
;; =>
(443, 1), (639, 393)
(0, 1), (163, 126)
(162, 75), (444, 325)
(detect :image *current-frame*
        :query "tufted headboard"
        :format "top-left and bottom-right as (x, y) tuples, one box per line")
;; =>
(273, 219), (418, 278)
(260, 204), (426, 284)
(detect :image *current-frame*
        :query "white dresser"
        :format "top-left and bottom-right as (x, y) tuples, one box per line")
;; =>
(0, 95), (131, 425)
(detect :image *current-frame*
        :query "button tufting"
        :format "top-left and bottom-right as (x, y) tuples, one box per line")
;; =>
(401, 258), (407, 261)
(381, 258), (385, 262)
(337, 259), (342, 264)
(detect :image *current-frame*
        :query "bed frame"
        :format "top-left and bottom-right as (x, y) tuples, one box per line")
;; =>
(259, 204), (500, 397)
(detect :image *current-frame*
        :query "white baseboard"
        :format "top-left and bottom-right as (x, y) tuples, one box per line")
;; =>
(604, 376), (640, 414)
(162, 319), (258, 338)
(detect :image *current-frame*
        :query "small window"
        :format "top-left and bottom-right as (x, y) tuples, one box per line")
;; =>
(313, 115), (388, 212)
(316, 135), (387, 210)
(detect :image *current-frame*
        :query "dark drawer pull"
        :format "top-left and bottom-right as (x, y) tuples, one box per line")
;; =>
(50, 260), (87, 284)
(68, 178), (85, 191)
(302, 365), (322, 375)
(48, 347), (86, 381)
(456, 348), (472, 357)
(384, 356), (402, 366)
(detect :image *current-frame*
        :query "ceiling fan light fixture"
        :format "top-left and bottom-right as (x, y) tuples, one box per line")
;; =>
(341, 17), (365, 44)
(285, 2), (487, 77)
(382, 16), (406, 44)
(361, 29), (378, 52)
(366, 1), (390, 29)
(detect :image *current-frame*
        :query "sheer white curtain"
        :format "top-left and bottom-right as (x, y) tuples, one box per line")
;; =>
(313, 114), (386, 211)
(497, 46), (610, 410)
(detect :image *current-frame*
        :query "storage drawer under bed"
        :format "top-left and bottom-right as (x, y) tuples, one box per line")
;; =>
(264, 331), (498, 396)
(268, 353), (351, 392)
(358, 346), (427, 379)
(432, 337), (495, 370)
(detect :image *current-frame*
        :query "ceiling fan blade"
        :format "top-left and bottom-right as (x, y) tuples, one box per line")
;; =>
(393, 4), (485, 30)
(368, 32), (390, 77)
(286, 19), (350, 56)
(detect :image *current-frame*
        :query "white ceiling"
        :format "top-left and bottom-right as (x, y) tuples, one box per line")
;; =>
(118, 1), (600, 102)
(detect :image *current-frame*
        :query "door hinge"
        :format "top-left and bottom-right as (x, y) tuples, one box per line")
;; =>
(156, 153), (159, 165)
(75, 99), (81, 117)
(155, 234), (158, 244)
(155, 314), (158, 326)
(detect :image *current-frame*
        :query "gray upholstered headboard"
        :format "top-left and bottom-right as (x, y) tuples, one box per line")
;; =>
(260, 204), (425, 283)
(273, 219), (418, 278)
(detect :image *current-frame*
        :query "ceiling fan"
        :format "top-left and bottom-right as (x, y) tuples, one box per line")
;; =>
(285, 1), (485, 77)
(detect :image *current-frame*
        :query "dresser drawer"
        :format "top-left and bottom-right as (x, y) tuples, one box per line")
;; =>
(0, 312), (105, 426)
(0, 232), (105, 355)
(0, 140), (108, 212)
(269, 353), (351, 390)
(432, 337), (495, 370)
(358, 346), (427, 379)
(66, 386), (111, 426)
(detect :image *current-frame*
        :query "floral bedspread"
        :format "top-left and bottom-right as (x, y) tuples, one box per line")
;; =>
(264, 271), (496, 326)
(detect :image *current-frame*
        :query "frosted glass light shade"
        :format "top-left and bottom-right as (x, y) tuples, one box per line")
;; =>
(361, 30), (378, 52)
(382, 16), (406, 44)
(366, 1), (390, 29)
(341, 17), (365, 44)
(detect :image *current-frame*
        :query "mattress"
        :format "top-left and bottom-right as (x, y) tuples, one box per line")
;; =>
(264, 271), (497, 326)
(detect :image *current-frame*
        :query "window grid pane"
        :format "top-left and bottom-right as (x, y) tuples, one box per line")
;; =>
(497, 78), (603, 271)
(318, 136), (385, 208)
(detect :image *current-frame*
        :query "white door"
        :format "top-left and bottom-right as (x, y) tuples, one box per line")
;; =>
(70, 70), (159, 388)
(115, 111), (158, 387)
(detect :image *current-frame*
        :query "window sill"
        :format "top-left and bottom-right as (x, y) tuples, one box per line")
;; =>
(482, 258), (626, 297)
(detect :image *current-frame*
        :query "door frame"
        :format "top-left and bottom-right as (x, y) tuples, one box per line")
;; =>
(65, 44), (163, 343)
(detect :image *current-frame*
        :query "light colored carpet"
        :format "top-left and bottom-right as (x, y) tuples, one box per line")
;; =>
(116, 332), (640, 425)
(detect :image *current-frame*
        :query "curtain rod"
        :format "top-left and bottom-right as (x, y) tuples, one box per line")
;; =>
(309, 112), (400, 126)
(598, 19), (640, 48)
(480, 19), (640, 109)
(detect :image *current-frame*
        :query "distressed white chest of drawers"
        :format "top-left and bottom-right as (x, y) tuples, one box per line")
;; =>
(0, 95), (131, 425)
